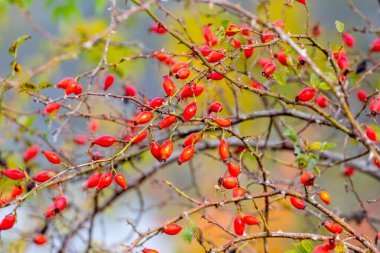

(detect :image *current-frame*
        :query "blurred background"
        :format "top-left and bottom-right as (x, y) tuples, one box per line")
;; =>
(0, 0), (379, 252)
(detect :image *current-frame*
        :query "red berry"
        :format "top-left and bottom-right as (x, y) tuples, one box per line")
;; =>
(208, 102), (223, 113)
(56, 77), (76, 89)
(232, 187), (245, 198)
(75, 85), (82, 95)
(219, 139), (229, 161)
(0, 214), (16, 230)
(162, 76), (176, 96)
(240, 25), (251, 36)
(207, 72), (224, 80)
(97, 172), (113, 190)
(10, 186), (23, 198)
(261, 33), (275, 43)
(88, 119), (100, 133)
(343, 167), (355, 177)
(220, 175), (238, 189)
(104, 74), (114, 91)
(251, 80), (263, 89)
(198, 45), (212, 56)
(182, 102), (197, 121)
(298, 56), (306, 65)
(203, 25), (213, 44)
(273, 20), (285, 29)
(158, 115), (177, 129)
(160, 140), (174, 162)
(373, 157), (380, 169)
(178, 145), (195, 164)
(91, 152), (103, 161)
(296, 0), (306, 5)
(153, 51), (169, 62)
(163, 223), (182, 235)
(366, 125), (377, 142)
(92, 135), (117, 147)
(342, 33), (355, 48)
(227, 162), (240, 177)
(150, 23), (166, 34)
(65, 81), (77, 95)
(370, 98), (380, 113)
(44, 204), (56, 218)
(148, 97), (165, 108)
(207, 50), (225, 62)
(183, 132), (202, 147)
(323, 220), (343, 234)
(143, 249), (159, 253)
(124, 131), (148, 144)
(150, 142), (161, 161)
(243, 215), (259, 225)
(276, 51), (288, 66)
(233, 215), (245, 236)
(337, 55), (350, 70)
(296, 88), (316, 102)
(231, 38), (241, 48)
(2, 169), (25, 180)
(86, 172), (102, 188)
(33, 171), (56, 182)
(23, 145), (39, 162)
(54, 195), (67, 211)
(74, 135), (87, 145)
(262, 62), (275, 76)
(244, 41), (254, 59)
(225, 24), (240, 36)
(316, 95), (329, 108)
(43, 103), (61, 114)
(114, 173), (128, 190)
(370, 38), (380, 52)
(290, 196), (306, 209)
(42, 150), (61, 164)
(171, 62), (187, 74)
(134, 111), (153, 125)
(300, 171), (315, 186)
(313, 245), (329, 253)
(318, 191), (331, 205)
(214, 118), (232, 127)
(125, 85), (137, 97)
(180, 83), (204, 99)
(175, 68), (190, 79)
(357, 90), (368, 102)
(34, 234), (48, 245)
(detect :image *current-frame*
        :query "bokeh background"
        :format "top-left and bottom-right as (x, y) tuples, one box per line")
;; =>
(0, 0), (379, 252)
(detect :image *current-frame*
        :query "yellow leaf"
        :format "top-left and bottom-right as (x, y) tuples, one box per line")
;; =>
(310, 142), (321, 150)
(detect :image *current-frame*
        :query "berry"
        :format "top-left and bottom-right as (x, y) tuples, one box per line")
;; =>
(322, 220), (343, 234)
(357, 89), (368, 102)
(97, 172), (113, 190)
(220, 175), (238, 189)
(198, 45), (212, 56)
(175, 68), (190, 79)
(124, 131), (148, 144)
(33, 171), (56, 182)
(298, 56), (306, 65)
(244, 41), (254, 58)
(343, 167), (355, 177)
(143, 249), (159, 253)
(178, 145), (195, 164)
(370, 98), (380, 113)
(54, 195), (67, 211)
(262, 62), (275, 76)
(158, 115), (177, 129)
(225, 24), (240, 36)
(276, 51), (288, 66)
(232, 187), (245, 198)
(86, 172), (102, 188)
(207, 50), (225, 62)
(233, 215), (245, 236)
(214, 118), (232, 127)
(370, 38), (380, 52)
(171, 62), (187, 74)
(150, 23), (166, 34)
(296, 0), (306, 5)
(134, 111), (153, 125)
(182, 102), (197, 121)
(183, 132), (202, 147)
(148, 97), (165, 108)
(42, 150), (61, 164)
(150, 142), (161, 161)
(342, 33), (355, 47)
(114, 173), (127, 190)
(318, 191), (331, 205)
(296, 88), (316, 102)
(162, 75), (175, 96)
(227, 162), (240, 177)
(125, 85), (137, 97)
(74, 135), (87, 145)
(0, 214), (16, 230)
(290, 196), (306, 209)
(203, 25), (213, 44)
(208, 102), (223, 113)
(261, 33), (275, 43)
(231, 38), (241, 48)
(337, 55), (350, 70)
(163, 223), (182, 235)
(92, 135), (117, 147)
(160, 140), (174, 162)
(43, 103), (61, 114)
(366, 125), (377, 142)
(2, 169), (25, 180)
(88, 119), (100, 133)
(180, 83), (204, 99)
(243, 215), (259, 225)
(75, 85), (82, 95)
(207, 72), (224, 80)
(219, 139), (229, 161)
(300, 171), (315, 186)
(56, 77), (76, 89)
(34, 234), (48, 245)
(104, 74), (114, 91)
(316, 95), (329, 108)
(23, 145), (39, 162)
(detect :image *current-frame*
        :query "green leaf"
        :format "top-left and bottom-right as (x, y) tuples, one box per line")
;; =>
(320, 142), (336, 151)
(38, 81), (54, 90)
(325, 72), (337, 83)
(273, 72), (286, 85)
(95, 0), (107, 13)
(301, 240), (314, 252)
(19, 116), (36, 128)
(216, 27), (225, 43)
(19, 82), (37, 93)
(313, 166), (321, 177)
(335, 20), (345, 33)
(182, 227), (193, 243)
(8, 35), (31, 58)
(284, 125), (297, 143)
(309, 73), (320, 87)
(221, 20), (230, 29)
(318, 82), (330, 90)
